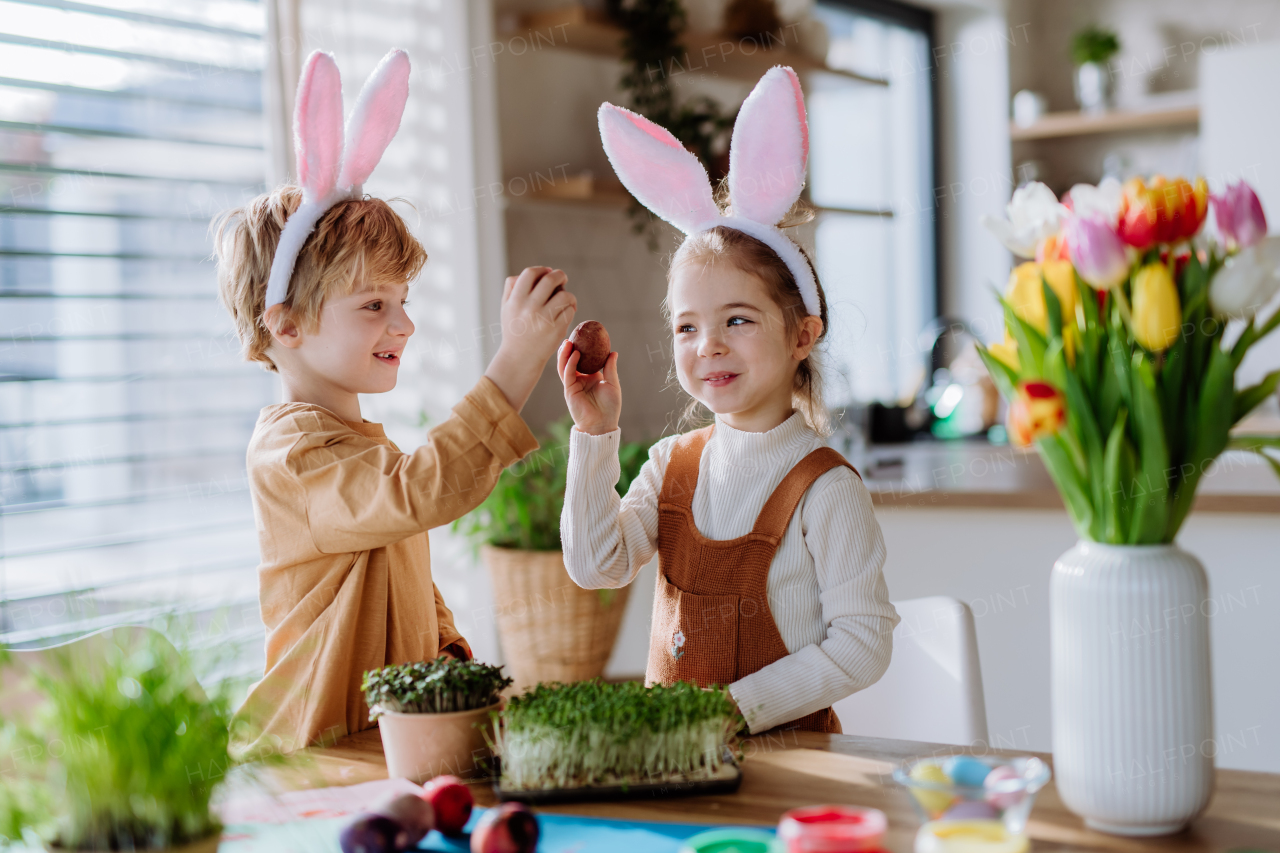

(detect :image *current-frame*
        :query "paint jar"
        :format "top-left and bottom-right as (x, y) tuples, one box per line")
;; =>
(914, 819), (1030, 853)
(680, 827), (781, 853)
(777, 805), (887, 852)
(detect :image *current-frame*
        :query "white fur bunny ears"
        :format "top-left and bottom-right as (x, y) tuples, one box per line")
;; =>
(598, 66), (819, 316)
(265, 48), (411, 310)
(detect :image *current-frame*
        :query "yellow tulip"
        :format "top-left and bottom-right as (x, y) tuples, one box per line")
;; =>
(1006, 260), (1077, 360)
(1131, 263), (1182, 352)
(988, 334), (1020, 372)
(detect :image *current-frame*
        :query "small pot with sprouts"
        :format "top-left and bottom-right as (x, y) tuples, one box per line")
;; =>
(363, 656), (512, 784)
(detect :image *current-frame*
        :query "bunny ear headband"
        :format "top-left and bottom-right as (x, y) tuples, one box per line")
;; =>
(264, 48), (411, 310)
(598, 65), (819, 317)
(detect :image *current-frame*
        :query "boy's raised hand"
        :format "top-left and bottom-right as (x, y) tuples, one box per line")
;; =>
(559, 340), (620, 436)
(485, 266), (576, 412)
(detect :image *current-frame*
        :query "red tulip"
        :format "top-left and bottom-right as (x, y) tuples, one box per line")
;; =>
(1008, 381), (1066, 447)
(1116, 176), (1209, 248)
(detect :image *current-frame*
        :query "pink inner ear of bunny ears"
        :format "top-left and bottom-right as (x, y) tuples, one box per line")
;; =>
(598, 103), (720, 235)
(265, 48), (411, 311)
(727, 66), (808, 228)
(598, 65), (820, 317)
(293, 51), (344, 203)
(339, 49), (411, 192)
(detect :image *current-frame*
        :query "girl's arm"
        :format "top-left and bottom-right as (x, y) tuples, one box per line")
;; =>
(727, 467), (900, 734)
(560, 431), (673, 589)
(558, 336), (666, 589)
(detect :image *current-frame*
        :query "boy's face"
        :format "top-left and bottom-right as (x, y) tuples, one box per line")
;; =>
(275, 280), (414, 398)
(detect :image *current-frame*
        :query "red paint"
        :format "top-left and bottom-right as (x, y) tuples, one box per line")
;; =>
(777, 805), (887, 852)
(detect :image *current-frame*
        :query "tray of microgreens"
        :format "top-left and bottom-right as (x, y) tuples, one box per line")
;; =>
(491, 679), (745, 803)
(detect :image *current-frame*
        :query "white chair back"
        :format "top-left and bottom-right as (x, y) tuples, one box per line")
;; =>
(833, 596), (988, 746)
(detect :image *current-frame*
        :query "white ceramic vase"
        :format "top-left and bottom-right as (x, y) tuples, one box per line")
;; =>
(1050, 541), (1215, 836)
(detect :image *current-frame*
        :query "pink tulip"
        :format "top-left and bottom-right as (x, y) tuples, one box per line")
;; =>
(1211, 181), (1267, 250)
(1065, 214), (1130, 290)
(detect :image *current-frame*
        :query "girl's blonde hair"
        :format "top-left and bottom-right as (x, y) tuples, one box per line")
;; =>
(665, 196), (831, 435)
(212, 185), (427, 371)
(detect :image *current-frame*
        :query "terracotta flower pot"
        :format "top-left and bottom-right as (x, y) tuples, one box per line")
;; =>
(377, 701), (500, 783)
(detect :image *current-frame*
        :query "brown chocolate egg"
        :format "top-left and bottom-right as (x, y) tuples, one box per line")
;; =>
(569, 321), (611, 375)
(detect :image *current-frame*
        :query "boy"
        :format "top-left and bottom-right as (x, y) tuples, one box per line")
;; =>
(214, 186), (574, 754)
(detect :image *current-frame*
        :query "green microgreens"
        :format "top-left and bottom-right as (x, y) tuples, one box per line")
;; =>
(362, 656), (513, 720)
(495, 680), (743, 790)
(0, 628), (280, 851)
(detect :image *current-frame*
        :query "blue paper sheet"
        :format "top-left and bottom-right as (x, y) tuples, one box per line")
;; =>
(217, 807), (774, 852)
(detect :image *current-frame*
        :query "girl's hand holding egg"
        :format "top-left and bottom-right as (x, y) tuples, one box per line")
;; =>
(559, 320), (621, 436)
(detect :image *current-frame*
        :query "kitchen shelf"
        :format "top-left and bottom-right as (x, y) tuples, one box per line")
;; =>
(514, 6), (889, 87)
(1010, 105), (1200, 141)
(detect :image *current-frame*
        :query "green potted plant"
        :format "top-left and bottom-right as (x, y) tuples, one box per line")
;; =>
(364, 655), (512, 784)
(0, 629), (251, 852)
(1070, 25), (1121, 113)
(454, 417), (654, 691)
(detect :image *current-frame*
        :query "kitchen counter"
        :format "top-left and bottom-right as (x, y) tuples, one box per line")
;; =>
(845, 441), (1280, 514)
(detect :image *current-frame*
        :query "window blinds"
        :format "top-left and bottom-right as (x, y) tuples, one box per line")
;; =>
(0, 0), (272, 684)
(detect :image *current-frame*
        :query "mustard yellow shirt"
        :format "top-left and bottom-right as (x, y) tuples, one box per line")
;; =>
(232, 376), (537, 755)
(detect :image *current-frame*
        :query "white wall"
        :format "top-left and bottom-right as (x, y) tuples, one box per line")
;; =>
(1201, 39), (1280, 390)
(880, 508), (1277, 773)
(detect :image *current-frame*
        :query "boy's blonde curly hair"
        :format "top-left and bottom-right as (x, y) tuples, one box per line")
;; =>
(213, 185), (427, 372)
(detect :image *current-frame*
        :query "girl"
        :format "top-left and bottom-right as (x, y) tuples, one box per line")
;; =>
(556, 68), (899, 735)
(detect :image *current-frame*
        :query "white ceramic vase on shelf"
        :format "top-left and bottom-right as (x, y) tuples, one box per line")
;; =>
(1050, 542), (1215, 836)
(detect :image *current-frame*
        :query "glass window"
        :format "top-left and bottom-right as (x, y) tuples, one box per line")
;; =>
(810, 1), (936, 407)
(0, 0), (270, 686)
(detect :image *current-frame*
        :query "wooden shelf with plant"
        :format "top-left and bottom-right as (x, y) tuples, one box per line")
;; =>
(1009, 105), (1200, 142)
(514, 3), (888, 87)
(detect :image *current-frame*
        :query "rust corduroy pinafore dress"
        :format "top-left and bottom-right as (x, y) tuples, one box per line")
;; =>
(643, 425), (860, 734)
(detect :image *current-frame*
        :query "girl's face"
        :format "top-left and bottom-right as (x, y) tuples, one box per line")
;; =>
(669, 261), (818, 433)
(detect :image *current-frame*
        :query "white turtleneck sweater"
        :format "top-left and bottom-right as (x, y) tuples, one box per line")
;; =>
(561, 411), (900, 733)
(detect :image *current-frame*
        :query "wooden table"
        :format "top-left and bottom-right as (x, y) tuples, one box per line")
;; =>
(290, 728), (1280, 852)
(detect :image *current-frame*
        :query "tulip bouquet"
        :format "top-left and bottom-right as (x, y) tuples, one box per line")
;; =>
(979, 176), (1280, 544)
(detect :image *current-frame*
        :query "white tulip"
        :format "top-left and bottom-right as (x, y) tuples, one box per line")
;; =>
(981, 182), (1068, 258)
(1066, 177), (1124, 228)
(1209, 235), (1280, 318)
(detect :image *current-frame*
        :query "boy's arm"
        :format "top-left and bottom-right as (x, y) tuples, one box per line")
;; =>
(433, 582), (472, 660)
(289, 376), (538, 554)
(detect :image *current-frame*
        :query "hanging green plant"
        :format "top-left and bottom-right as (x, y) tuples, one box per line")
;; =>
(605, 0), (736, 239)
